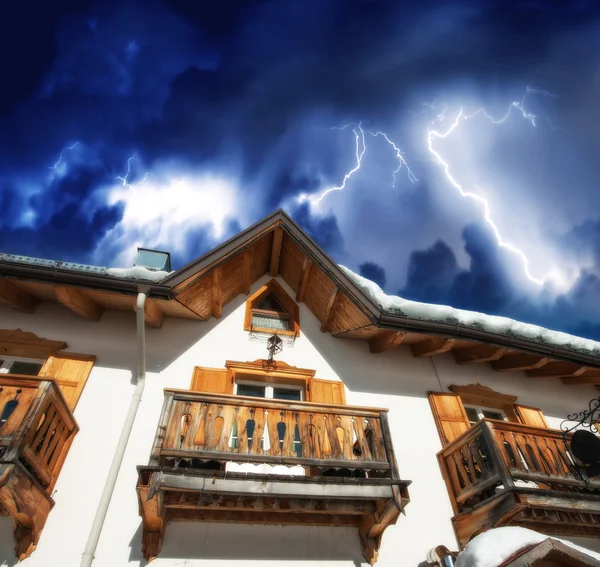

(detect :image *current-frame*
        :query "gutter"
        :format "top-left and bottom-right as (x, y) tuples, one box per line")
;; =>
(0, 261), (172, 299)
(80, 292), (148, 567)
(378, 313), (600, 368)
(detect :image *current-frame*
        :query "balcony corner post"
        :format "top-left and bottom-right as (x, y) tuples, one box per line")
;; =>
(481, 420), (514, 491)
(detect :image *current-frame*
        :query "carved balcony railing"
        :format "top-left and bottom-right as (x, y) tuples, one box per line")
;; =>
(0, 374), (78, 559)
(438, 419), (600, 547)
(137, 389), (411, 565)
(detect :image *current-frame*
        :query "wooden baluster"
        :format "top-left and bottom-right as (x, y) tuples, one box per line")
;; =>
(363, 418), (374, 460)
(228, 407), (239, 450)
(246, 409), (256, 453)
(351, 417), (362, 457)
(307, 414), (316, 457)
(463, 440), (478, 484)
(335, 416), (345, 456)
(213, 405), (224, 449)
(321, 415), (332, 456)
(293, 413), (302, 458)
(180, 403), (192, 447)
(262, 410), (271, 452)
(193, 403), (208, 446)
(277, 411), (286, 455)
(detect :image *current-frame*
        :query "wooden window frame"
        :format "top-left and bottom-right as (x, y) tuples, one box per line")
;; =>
(226, 359), (313, 399)
(244, 279), (300, 337)
(449, 383), (520, 422)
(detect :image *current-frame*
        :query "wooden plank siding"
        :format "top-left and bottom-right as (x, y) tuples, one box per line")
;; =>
(303, 266), (337, 324)
(278, 232), (305, 294)
(329, 291), (373, 336)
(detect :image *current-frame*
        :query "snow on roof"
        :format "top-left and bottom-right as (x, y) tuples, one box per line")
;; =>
(340, 265), (600, 359)
(106, 266), (172, 283)
(455, 527), (600, 567)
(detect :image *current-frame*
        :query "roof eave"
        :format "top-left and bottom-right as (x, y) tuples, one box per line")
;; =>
(0, 260), (173, 299)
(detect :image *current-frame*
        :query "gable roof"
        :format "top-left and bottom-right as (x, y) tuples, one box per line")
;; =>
(2, 209), (600, 384)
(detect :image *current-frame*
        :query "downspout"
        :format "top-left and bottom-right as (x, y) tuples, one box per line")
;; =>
(80, 292), (147, 567)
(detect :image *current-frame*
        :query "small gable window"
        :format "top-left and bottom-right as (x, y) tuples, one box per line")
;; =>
(244, 279), (300, 337)
(251, 294), (291, 332)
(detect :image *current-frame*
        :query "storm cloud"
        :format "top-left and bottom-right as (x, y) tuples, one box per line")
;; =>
(1, 0), (600, 338)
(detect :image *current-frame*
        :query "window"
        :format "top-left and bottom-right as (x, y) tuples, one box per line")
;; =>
(251, 294), (292, 333)
(464, 405), (507, 426)
(244, 279), (300, 337)
(0, 357), (44, 376)
(234, 380), (303, 401)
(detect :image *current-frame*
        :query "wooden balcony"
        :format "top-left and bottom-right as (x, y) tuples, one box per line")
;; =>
(438, 419), (600, 547)
(0, 374), (78, 559)
(137, 389), (411, 564)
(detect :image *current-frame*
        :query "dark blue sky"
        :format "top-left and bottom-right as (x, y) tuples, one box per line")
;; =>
(2, 0), (600, 339)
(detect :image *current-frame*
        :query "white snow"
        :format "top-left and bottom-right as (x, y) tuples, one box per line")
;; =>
(339, 265), (600, 358)
(106, 266), (172, 283)
(454, 526), (600, 567)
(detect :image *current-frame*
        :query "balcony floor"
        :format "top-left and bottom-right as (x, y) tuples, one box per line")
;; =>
(137, 466), (410, 565)
(453, 488), (600, 547)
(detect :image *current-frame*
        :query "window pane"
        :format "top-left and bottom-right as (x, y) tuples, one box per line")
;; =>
(272, 388), (301, 401)
(465, 406), (480, 425)
(9, 361), (43, 376)
(236, 384), (266, 398)
(252, 313), (291, 332)
(482, 409), (504, 421)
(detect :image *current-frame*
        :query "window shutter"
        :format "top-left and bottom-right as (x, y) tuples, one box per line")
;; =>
(428, 392), (470, 447)
(39, 353), (95, 410)
(190, 367), (232, 394)
(308, 378), (346, 405)
(514, 404), (548, 428)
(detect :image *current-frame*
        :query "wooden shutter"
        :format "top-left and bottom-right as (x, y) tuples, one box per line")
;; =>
(514, 404), (548, 428)
(309, 378), (346, 405)
(39, 353), (95, 411)
(190, 367), (232, 394)
(428, 392), (471, 447)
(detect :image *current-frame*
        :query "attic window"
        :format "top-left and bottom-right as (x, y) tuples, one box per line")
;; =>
(244, 279), (300, 337)
(251, 294), (292, 332)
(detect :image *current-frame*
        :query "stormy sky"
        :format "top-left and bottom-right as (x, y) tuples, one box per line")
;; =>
(2, 0), (600, 339)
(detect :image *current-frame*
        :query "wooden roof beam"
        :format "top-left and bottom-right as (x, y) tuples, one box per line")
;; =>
(0, 278), (39, 314)
(491, 353), (549, 372)
(269, 226), (283, 277)
(321, 288), (341, 333)
(55, 286), (102, 321)
(453, 345), (507, 365)
(411, 337), (456, 358)
(242, 248), (253, 295)
(142, 298), (164, 329)
(526, 362), (588, 378)
(561, 372), (600, 385)
(212, 268), (222, 319)
(369, 331), (406, 354)
(296, 257), (313, 303)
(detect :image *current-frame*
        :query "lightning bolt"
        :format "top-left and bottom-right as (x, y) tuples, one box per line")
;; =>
(298, 123), (366, 205)
(370, 131), (418, 186)
(116, 154), (150, 189)
(49, 141), (80, 170)
(427, 88), (555, 286)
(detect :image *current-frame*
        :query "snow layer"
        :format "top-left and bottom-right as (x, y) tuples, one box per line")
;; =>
(340, 265), (600, 358)
(106, 266), (172, 283)
(455, 526), (600, 567)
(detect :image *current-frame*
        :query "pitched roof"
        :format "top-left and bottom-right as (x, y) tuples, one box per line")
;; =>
(1, 209), (600, 382)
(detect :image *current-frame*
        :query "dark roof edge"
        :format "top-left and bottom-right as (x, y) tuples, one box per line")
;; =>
(0, 261), (172, 299)
(379, 313), (600, 368)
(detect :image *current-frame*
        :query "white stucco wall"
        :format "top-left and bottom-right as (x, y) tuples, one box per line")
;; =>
(1, 274), (599, 567)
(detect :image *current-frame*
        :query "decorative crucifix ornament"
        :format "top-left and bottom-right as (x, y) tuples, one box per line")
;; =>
(262, 334), (283, 371)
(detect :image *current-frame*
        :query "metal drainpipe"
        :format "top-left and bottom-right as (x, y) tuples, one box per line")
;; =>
(80, 292), (147, 567)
